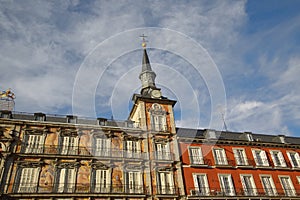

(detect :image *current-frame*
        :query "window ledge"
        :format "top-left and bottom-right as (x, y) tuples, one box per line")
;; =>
(215, 164), (234, 168)
(190, 164), (209, 168)
(254, 166), (272, 169)
(235, 165), (254, 169)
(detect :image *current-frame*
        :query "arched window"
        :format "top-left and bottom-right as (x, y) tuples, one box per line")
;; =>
(149, 103), (167, 132)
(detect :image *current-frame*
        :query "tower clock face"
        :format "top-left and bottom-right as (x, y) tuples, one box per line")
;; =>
(151, 89), (161, 98)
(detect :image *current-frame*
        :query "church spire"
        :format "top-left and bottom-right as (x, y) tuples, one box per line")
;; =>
(138, 35), (160, 97)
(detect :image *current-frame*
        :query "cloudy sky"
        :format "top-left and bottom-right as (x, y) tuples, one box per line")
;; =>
(1, 0), (300, 136)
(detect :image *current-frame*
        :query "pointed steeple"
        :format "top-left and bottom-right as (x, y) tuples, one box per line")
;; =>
(139, 38), (157, 96)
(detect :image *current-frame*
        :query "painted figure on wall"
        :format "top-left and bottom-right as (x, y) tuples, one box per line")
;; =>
(39, 165), (54, 192)
(77, 163), (90, 192)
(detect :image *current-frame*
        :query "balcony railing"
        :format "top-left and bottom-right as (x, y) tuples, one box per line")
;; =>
(20, 145), (148, 159)
(188, 187), (298, 197)
(214, 157), (235, 166)
(190, 157), (212, 166)
(156, 186), (180, 195)
(10, 183), (148, 195)
(152, 151), (174, 161)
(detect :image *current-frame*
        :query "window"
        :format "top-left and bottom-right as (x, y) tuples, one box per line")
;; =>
(94, 169), (110, 193)
(24, 134), (45, 154)
(233, 148), (248, 166)
(270, 150), (286, 167)
(240, 175), (257, 196)
(246, 133), (253, 141)
(213, 148), (228, 165)
(34, 113), (46, 121)
(192, 174), (209, 196)
(61, 136), (79, 155)
(279, 176), (296, 196)
(189, 147), (203, 164)
(156, 142), (171, 160)
(66, 115), (77, 123)
(57, 168), (76, 193)
(287, 151), (300, 168)
(126, 171), (143, 193)
(158, 172), (174, 194)
(17, 167), (39, 193)
(124, 140), (141, 158)
(252, 149), (269, 167)
(260, 175), (277, 196)
(150, 103), (167, 132)
(94, 137), (110, 157)
(218, 174), (235, 196)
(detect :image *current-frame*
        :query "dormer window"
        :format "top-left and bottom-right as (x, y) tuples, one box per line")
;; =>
(34, 113), (46, 121)
(67, 115), (77, 124)
(0, 110), (12, 119)
(279, 135), (285, 143)
(205, 129), (217, 139)
(97, 118), (107, 126)
(246, 132), (253, 141)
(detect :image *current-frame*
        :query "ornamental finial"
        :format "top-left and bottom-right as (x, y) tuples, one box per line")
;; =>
(140, 34), (148, 48)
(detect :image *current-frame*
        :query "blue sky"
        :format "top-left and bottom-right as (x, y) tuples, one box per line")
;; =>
(1, 0), (300, 136)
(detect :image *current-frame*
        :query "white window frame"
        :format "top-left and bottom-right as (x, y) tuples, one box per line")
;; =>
(240, 174), (257, 196)
(189, 147), (204, 165)
(192, 173), (209, 196)
(279, 176), (296, 196)
(25, 134), (45, 154)
(156, 142), (170, 160)
(158, 171), (174, 194)
(260, 175), (277, 196)
(57, 168), (76, 193)
(150, 103), (167, 132)
(126, 171), (143, 193)
(252, 149), (269, 167)
(213, 148), (228, 165)
(94, 137), (110, 157)
(218, 174), (235, 196)
(124, 140), (141, 158)
(270, 150), (286, 167)
(61, 136), (79, 155)
(287, 151), (300, 168)
(233, 148), (248, 166)
(18, 167), (39, 193)
(94, 169), (110, 193)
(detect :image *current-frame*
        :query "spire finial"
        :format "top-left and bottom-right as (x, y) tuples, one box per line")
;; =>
(140, 34), (148, 48)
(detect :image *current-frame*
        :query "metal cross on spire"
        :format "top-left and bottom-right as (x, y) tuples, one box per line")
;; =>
(140, 34), (148, 48)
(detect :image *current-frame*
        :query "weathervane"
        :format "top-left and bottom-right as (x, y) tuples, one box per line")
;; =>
(140, 34), (148, 48)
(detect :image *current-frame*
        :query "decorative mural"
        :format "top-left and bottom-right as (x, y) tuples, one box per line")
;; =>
(39, 163), (55, 192)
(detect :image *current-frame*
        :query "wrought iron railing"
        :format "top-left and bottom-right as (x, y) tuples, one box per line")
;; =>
(152, 151), (174, 161)
(156, 186), (180, 195)
(20, 145), (148, 159)
(190, 157), (212, 165)
(10, 183), (148, 194)
(188, 187), (298, 197)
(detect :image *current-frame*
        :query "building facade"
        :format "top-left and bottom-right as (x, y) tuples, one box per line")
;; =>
(1, 42), (300, 200)
(178, 129), (300, 199)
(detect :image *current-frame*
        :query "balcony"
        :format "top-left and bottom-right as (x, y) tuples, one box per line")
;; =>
(156, 186), (180, 195)
(190, 157), (212, 167)
(214, 157), (235, 167)
(188, 187), (299, 198)
(20, 145), (149, 160)
(10, 183), (148, 195)
(152, 151), (174, 161)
